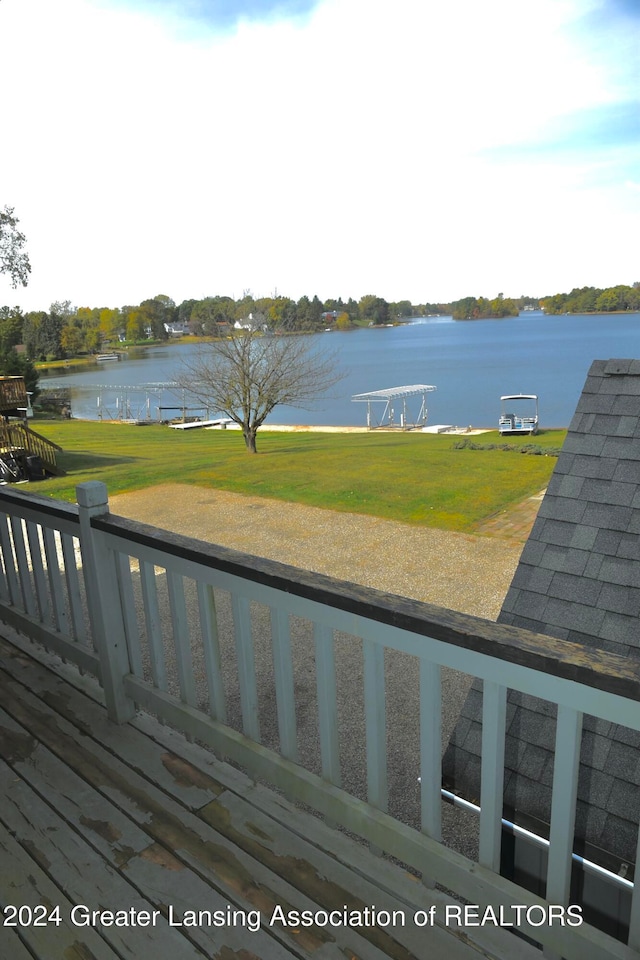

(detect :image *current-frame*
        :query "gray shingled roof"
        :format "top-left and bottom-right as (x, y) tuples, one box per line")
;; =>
(443, 359), (640, 871)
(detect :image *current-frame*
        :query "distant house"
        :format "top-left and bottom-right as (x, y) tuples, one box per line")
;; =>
(164, 321), (189, 337)
(234, 313), (267, 333)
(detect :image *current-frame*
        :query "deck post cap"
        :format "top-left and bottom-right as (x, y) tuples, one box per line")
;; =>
(76, 481), (109, 508)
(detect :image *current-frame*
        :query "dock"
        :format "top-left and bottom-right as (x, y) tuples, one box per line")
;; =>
(169, 418), (233, 430)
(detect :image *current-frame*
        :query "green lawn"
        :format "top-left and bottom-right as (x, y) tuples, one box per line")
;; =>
(29, 420), (565, 533)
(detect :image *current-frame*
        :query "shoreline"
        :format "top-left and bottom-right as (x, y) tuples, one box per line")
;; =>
(66, 417), (570, 434)
(255, 423), (493, 435)
(73, 418), (495, 435)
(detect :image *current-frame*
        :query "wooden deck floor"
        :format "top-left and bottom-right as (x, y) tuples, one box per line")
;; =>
(0, 630), (534, 960)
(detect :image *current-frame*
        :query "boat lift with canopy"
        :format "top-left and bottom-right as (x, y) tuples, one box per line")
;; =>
(498, 393), (539, 435)
(352, 384), (437, 429)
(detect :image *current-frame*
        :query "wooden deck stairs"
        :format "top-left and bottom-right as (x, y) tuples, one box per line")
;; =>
(0, 421), (64, 476)
(0, 377), (63, 477)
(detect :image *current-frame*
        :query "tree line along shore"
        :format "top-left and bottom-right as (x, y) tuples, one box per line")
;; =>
(2, 281), (637, 366)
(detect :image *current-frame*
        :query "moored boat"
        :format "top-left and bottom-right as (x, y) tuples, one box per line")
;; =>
(498, 394), (539, 434)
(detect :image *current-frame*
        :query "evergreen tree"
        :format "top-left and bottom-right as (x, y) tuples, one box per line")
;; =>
(0, 346), (39, 399)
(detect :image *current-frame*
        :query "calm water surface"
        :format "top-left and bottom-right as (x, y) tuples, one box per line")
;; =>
(42, 312), (640, 428)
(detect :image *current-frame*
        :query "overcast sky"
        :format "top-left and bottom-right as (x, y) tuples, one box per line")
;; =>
(1, 0), (638, 311)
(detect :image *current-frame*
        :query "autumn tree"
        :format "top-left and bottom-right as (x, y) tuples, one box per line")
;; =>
(0, 206), (30, 288)
(60, 306), (102, 355)
(358, 294), (389, 325)
(191, 296), (236, 335)
(268, 297), (298, 330)
(125, 308), (146, 341)
(99, 306), (122, 341)
(139, 295), (174, 339)
(451, 294), (518, 320)
(541, 283), (640, 314)
(53, 301), (82, 356)
(175, 329), (343, 453)
(60, 323), (85, 356)
(390, 300), (413, 320)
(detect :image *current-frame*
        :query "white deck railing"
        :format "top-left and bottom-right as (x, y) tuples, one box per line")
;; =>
(1, 480), (639, 960)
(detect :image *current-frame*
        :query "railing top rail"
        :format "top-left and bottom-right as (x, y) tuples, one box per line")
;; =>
(94, 511), (640, 704)
(0, 485), (79, 526)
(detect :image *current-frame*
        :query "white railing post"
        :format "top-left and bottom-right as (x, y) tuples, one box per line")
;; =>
(76, 481), (135, 723)
(546, 705), (583, 905)
(479, 680), (507, 872)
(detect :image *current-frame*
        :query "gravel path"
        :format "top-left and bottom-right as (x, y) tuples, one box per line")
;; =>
(110, 485), (524, 620)
(109, 484), (530, 860)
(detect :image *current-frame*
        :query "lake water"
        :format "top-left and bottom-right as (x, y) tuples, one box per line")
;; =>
(41, 312), (640, 428)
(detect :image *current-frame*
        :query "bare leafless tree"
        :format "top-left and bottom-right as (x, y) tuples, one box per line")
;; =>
(175, 329), (344, 452)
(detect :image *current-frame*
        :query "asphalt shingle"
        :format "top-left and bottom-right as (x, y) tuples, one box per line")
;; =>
(443, 359), (640, 874)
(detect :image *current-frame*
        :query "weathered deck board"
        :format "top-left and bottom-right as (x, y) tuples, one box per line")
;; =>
(126, 720), (530, 960)
(0, 919), (35, 960)
(0, 662), (403, 959)
(0, 665), (309, 959)
(0, 824), (120, 960)
(0, 632), (538, 960)
(0, 755), (205, 960)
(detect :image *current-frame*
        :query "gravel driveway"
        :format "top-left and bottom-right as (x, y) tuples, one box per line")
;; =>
(110, 485), (524, 619)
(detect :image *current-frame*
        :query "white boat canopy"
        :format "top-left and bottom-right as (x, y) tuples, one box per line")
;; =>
(352, 384), (437, 429)
(500, 394), (538, 401)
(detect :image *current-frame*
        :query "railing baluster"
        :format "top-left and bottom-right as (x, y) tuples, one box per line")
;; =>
(314, 623), (341, 787)
(364, 638), (387, 813)
(166, 570), (196, 708)
(62, 533), (88, 643)
(0, 513), (19, 605)
(115, 553), (143, 678)
(10, 516), (36, 616)
(197, 582), (227, 723)
(420, 660), (442, 843)
(546, 704), (583, 905)
(140, 559), (167, 692)
(231, 593), (260, 742)
(270, 605), (297, 762)
(0, 550), (9, 603)
(25, 521), (50, 625)
(0, 532), (8, 603)
(479, 680), (507, 871)
(43, 528), (69, 635)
